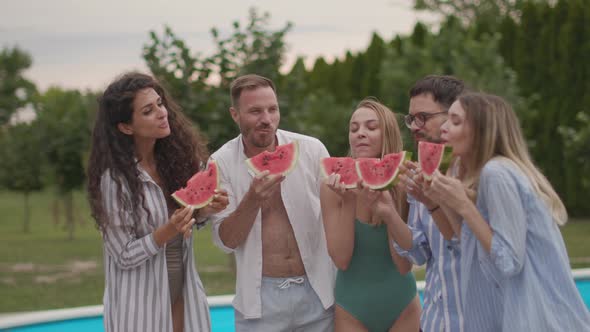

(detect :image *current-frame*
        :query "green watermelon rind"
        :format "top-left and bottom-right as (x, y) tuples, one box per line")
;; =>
(378, 152), (412, 191)
(245, 141), (299, 176)
(355, 151), (411, 191)
(320, 157), (358, 189)
(419, 142), (452, 181)
(171, 160), (219, 209)
(439, 146), (454, 174)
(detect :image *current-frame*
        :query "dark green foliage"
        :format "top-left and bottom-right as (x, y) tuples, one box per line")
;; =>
(498, 0), (590, 215)
(0, 123), (44, 232)
(2, 1), (588, 221)
(35, 88), (93, 239)
(0, 47), (37, 126)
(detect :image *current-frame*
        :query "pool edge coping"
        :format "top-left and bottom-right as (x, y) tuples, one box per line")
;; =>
(1, 268), (589, 329)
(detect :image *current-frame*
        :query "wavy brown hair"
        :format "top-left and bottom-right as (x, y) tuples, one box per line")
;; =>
(87, 72), (208, 232)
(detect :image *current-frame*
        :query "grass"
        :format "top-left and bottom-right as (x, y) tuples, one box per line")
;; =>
(1, 189), (589, 312)
(0, 189), (235, 312)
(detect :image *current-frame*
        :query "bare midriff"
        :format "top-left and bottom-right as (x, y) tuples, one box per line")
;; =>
(261, 191), (306, 277)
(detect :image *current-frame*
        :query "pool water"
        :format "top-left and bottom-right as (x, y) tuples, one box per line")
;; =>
(2, 306), (234, 332)
(5, 280), (590, 332)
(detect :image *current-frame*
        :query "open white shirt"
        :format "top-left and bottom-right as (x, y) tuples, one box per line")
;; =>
(209, 129), (336, 319)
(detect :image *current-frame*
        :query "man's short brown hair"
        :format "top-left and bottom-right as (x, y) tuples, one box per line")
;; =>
(230, 74), (277, 108)
(409, 75), (465, 110)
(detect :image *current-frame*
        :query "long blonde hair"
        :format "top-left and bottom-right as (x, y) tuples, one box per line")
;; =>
(353, 98), (407, 224)
(458, 93), (567, 225)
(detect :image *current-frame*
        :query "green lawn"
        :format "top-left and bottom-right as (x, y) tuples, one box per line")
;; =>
(1, 189), (589, 312)
(0, 190), (235, 312)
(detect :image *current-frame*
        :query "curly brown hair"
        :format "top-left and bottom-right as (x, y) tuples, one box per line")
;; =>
(87, 72), (208, 232)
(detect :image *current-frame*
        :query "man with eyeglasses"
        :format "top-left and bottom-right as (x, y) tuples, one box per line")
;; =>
(389, 75), (466, 331)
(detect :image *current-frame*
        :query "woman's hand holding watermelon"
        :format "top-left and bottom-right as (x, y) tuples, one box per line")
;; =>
(198, 189), (230, 218)
(324, 173), (358, 199)
(371, 189), (399, 222)
(423, 170), (471, 214)
(168, 206), (197, 239)
(355, 180), (381, 208)
(355, 183), (401, 225)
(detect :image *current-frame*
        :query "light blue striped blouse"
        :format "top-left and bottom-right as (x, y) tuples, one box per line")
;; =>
(461, 159), (590, 331)
(394, 196), (464, 332)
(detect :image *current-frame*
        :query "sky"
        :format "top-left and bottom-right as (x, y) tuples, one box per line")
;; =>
(0, 0), (438, 92)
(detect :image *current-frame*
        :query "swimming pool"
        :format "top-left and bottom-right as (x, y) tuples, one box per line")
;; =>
(2, 270), (590, 332)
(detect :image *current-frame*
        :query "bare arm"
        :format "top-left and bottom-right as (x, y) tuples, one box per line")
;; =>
(320, 179), (356, 270)
(218, 172), (284, 249)
(153, 206), (196, 246)
(379, 199), (414, 250)
(218, 190), (263, 249)
(388, 232), (413, 274)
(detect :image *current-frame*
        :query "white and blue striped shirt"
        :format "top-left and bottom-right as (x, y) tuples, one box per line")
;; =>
(101, 168), (211, 332)
(461, 159), (590, 331)
(394, 196), (464, 332)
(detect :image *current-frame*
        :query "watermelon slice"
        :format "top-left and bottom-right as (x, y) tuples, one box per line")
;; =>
(172, 160), (219, 209)
(320, 157), (359, 188)
(418, 141), (453, 180)
(245, 141), (299, 176)
(355, 151), (411, 190)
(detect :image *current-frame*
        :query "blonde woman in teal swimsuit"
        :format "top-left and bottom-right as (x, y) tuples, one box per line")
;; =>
(321, 98), (421, 331)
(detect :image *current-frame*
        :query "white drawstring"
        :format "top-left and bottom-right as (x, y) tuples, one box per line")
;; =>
(278, 277), (305, 289)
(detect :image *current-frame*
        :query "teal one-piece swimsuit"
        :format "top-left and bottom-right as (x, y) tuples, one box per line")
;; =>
(334, 219), (417, 332)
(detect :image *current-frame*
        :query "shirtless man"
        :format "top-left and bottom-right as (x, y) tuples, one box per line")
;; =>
(210, 74), (335, 331)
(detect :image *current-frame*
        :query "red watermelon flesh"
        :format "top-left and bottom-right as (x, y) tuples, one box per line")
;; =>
(245, 141), (299, 176)
(172, 160), (219, 209)
(355, 151), (411, 190)
(320, 157), (359, 188)
(419, 141), (453, 180)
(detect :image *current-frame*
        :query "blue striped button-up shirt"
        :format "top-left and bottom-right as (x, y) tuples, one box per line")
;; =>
(394, 195), (464, 332)
(461, 159), (590, 331)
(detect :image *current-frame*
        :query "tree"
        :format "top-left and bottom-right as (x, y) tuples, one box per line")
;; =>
(559, 112), (590, 207)
(0, 47), (37, 126)
(0, 123), (44, 232)
(361, 33), (387, 97)
(290, 93), (353, 156)
(499, 0), (590, 215)
(209, 8), (293, 87)
(279, 56), (309, 129)
(143, 25), (213, 120)
(380, 17), (529, 151)
(414, 0), (554, 30)
(143, 8), (293, 151)
(307, 57), (332, 95)
(36, 88), (92, 240)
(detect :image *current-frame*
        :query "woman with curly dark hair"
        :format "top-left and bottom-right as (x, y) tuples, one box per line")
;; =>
(87, 72), (228, 332)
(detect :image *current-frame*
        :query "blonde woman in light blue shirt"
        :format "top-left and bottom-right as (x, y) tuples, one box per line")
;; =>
(421, 93), (590, 331)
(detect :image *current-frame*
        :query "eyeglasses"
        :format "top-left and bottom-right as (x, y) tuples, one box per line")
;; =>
(404, 111), (447, 129)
